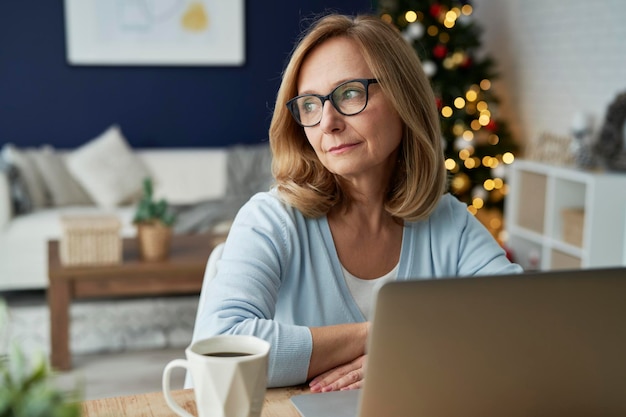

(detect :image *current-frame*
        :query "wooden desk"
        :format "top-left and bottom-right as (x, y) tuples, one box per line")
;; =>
(47, 233), (223, 371)
(82, 387), (309, 417)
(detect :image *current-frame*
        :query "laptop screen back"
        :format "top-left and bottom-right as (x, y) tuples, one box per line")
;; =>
(358, 268), (626, 417)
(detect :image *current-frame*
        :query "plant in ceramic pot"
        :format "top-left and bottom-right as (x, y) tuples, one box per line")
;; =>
(133, 178), (176, 261)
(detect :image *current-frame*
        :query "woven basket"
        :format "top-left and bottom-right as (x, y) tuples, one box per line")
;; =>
(562, 208), (585, 247)
(137, 222), (173, 261)
(60, 215), (122, 266)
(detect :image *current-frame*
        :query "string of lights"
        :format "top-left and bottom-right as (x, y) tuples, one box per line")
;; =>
(379, 0), (519, 224)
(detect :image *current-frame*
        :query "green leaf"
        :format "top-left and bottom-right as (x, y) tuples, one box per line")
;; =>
(133, 177), (176, 226)
(0, 304), (83, 417)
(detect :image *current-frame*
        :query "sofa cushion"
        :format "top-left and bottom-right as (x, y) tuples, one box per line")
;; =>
(0, 153), (33, 215)
(0, 205), (136, 291)
(226, 143), (273, 198)
(67, 125), (150, 208)
(170, 143), (273, 234)
(138, 149), (228, 204)
(30, 146), (93, 207)
(1, 143), (49, 209)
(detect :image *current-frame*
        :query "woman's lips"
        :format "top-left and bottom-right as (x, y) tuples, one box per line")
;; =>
(328, 142), (360, 154)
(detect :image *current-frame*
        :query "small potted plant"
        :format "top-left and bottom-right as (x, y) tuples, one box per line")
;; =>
(133, 178), (176, 261)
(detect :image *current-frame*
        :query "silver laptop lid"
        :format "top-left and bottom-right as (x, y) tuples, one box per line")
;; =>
(291, 389), (360, 417)
(358, 267), (626, 417)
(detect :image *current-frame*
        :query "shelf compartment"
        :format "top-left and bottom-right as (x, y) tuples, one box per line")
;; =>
(550, 249), (581, 270)
(507, 235), (542, 271)
(505, 160), (626, 271)
(549, 177), (586, 244)
(516, 170), (547, 234)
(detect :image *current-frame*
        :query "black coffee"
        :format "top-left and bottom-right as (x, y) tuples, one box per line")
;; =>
(202, 352), (252, 357)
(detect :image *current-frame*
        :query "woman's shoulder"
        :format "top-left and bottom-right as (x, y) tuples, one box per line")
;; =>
(403, 193), (475, 237)
(237, 189), (311, 227)
(230, 189), (328, 262)
(246, 189), (281, 205)
(245, 189), (296, 214)
(427, 193), (471, 223)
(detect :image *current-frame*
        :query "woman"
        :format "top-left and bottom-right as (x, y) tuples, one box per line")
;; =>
(194, 14), (522, 391)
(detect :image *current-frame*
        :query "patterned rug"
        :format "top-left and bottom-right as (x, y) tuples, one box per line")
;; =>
(1, 292), (197, 358)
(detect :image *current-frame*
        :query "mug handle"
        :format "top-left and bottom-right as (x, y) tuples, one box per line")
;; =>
(163, 359), (195, 417)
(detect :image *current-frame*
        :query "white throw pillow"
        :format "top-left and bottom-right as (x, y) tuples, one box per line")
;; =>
(67, 125), (150, 208)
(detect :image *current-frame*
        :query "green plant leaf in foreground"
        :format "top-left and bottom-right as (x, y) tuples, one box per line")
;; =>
(0, 301), (82, 417)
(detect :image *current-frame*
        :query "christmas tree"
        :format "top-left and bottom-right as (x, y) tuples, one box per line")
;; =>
(379, 0), (518, 222)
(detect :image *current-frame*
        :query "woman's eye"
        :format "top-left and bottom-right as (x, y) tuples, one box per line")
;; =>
(300, 99), (319, 113)
(339, 87), (365, 101)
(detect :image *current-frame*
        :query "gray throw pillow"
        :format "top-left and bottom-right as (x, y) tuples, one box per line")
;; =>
(30, 146), (94, 206)
(226, 142), (273, 198)
(1, 143), (49, 209)
(0, 155), (33, 214)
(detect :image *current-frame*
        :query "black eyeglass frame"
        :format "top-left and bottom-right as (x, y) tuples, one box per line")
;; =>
(286, 78), (379, 127)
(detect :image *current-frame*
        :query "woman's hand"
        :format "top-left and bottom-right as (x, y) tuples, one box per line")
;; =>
(309, 354), (367, 393)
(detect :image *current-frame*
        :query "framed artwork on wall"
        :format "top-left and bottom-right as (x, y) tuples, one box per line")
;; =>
(64, 0), (245, 66)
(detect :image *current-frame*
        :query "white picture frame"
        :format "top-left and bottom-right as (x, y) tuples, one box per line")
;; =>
(64, 0), (245, 66)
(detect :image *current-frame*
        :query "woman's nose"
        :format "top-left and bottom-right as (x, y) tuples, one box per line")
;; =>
(319, 100), (344, 133)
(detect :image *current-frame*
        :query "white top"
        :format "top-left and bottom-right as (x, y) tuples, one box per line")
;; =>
(343, 263), (399, 320)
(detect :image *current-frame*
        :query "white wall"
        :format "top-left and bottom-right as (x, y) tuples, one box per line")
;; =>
(471, 0), (626, 150)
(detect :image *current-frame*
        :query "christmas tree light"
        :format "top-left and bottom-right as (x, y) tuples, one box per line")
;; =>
(379, 0), (518, 219)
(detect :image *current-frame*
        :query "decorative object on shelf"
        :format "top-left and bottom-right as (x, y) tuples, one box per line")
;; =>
(561, 208), (585, 247)
(569, 112), (598, 169)
(59, 215), (122, 266)
(133, 178), (176, 261)
(595, 91), (626, 171)
(525, 132), (575, 166)
(526, 248), (541, 272)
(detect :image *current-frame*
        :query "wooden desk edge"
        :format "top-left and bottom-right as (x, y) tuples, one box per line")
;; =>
(81, 386), (310, 417)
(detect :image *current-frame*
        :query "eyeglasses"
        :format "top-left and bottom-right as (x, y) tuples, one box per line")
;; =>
(286, 78), (378, 127)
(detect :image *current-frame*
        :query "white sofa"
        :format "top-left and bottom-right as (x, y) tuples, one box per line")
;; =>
(0, 135), (271, 292)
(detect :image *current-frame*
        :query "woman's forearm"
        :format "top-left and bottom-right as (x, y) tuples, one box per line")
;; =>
(307, 322), (369, 380)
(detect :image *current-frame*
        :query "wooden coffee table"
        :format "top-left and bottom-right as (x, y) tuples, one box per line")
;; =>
(47, 233), (224, 370)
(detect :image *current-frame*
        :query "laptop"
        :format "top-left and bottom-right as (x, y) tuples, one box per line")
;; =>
(291, 267), (626, 417)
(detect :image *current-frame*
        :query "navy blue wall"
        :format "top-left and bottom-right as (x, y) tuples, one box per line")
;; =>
(0, 1), (373, 149)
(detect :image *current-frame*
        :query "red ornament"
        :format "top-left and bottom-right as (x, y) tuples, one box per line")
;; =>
(485, 119), (497, 132)
(435, 96), (443, 109)
(503, 245), (515, 263)
(461, 56), (472, 69)
(433, 44), (447, 59)
(429, 4), (443, 18)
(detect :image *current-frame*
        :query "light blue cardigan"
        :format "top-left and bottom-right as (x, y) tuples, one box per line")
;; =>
(194, 190), (522, 387)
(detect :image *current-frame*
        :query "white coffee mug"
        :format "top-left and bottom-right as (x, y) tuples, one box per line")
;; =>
(163, 335), (270, 417)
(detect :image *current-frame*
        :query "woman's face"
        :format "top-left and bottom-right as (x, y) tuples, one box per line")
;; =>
(297, 36), (404, 186)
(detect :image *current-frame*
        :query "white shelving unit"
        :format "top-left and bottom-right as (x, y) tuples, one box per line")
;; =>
(504, 159), (626, 271)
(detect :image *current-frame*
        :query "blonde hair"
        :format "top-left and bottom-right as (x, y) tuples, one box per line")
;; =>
(269, 14), (446, 221)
